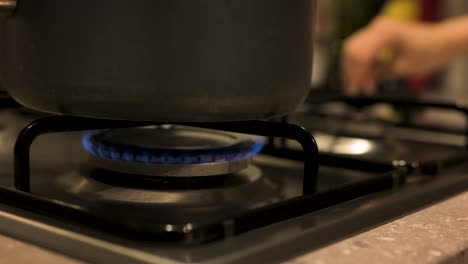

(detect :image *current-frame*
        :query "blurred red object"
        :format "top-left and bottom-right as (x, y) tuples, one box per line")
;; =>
(420, 0), (442, 21)
(407, 0), (441, 93)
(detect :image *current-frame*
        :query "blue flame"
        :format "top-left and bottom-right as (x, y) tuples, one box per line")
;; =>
(81, 131), (96, 155)
(246, 140), (266, 158)
(81, 130), (265, 166)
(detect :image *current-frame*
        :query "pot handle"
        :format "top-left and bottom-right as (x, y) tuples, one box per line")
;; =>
(0, 0), (16, 15)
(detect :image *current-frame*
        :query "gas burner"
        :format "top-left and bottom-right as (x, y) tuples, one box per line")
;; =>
(48, 162), (284, 226)
(81, 125), (265, 177)
(12, 115), (319, 243)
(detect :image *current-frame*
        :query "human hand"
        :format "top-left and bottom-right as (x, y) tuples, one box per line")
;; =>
(342, 16), (454, 96)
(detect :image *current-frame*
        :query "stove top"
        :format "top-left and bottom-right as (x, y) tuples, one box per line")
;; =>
(0, 94), (467, 263)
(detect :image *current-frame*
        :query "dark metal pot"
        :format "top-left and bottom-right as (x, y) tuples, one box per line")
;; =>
(0, 0), (315, 121)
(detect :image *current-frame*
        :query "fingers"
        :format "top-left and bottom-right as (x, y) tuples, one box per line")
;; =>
(341, 16), (444, 95)
(362, 69), (378, 96)
(345, 62), (374, 96)
(342, 32), (382, 96)
(342, 17), (400, 96)
(349, 64), (379, 96)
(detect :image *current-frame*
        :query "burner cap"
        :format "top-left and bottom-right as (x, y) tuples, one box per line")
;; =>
(82, 125), (265, 177)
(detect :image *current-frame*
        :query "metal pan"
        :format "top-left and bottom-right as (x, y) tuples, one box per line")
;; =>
(0, 0), (315, 121)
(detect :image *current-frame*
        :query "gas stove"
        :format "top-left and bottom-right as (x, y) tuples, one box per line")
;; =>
(0, 94), (467, 263)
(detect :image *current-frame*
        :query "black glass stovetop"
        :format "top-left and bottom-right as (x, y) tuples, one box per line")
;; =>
(0, 95), (467, 263)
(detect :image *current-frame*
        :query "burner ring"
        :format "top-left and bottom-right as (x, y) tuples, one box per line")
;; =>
(88, 155), (251, 177)
(82, 125), (265, 177)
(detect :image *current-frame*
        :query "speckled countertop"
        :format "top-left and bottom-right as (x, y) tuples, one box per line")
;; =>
(0, 235), (78, 263)
(286, 191), (468, 264)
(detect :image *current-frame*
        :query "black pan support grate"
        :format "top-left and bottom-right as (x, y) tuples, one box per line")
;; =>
(13, 116), (320, 193)
(298, 96), (468, 175)
(339, 96), (468, 147)
(4, 96), (468, 243)
(9, 96), (468, 243)
(10, 96), (468, 243)
(5, 114), (411, 243)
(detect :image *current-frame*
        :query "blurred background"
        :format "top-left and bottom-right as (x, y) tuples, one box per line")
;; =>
(311, 0), (468, 101)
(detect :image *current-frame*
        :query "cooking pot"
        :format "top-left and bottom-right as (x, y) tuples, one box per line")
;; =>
(0, 0), (315, 121)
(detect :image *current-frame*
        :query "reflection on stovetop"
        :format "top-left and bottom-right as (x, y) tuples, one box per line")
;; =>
(291, 96), (468, 164)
